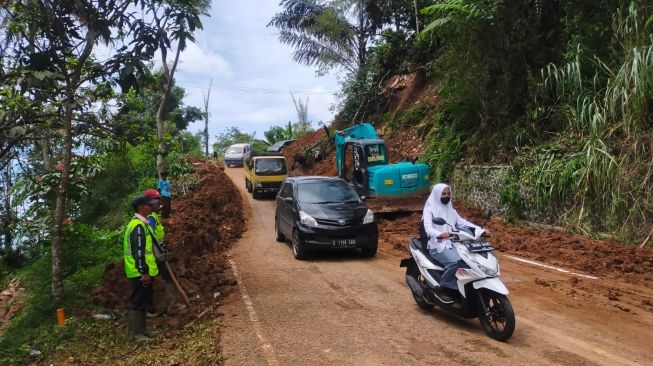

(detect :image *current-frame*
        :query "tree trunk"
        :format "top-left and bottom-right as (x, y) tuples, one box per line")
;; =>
(1, 166), (12, 255)
(50, 29), (96, 304)
(51, 101), (74, 303)
(40, 137), (52, 172)
(156, 35), (184, 177)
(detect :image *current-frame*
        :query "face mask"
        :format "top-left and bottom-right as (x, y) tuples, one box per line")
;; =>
(440, 197), (451, 205)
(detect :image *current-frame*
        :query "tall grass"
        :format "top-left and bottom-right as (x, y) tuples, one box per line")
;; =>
(537, 3), (653, 234)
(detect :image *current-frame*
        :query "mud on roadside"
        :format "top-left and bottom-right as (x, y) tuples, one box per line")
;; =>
(377, 205), (653, 315)
(92, 160), (245, 328)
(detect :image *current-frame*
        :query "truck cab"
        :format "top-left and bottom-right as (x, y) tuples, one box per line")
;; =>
(244, 153), (288, 199)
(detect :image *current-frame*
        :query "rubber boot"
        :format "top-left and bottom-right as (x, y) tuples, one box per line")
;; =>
(128, 310), (152, 342)
(141, 311), (159, 338)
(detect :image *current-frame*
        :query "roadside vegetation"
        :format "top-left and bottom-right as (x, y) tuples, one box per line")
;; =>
(268, 0), (653, 240)
(0, 1), (210, 364)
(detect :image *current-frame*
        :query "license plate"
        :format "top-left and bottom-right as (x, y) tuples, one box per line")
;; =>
(465, 242), (494, 252)
(332, 239), (356, 247)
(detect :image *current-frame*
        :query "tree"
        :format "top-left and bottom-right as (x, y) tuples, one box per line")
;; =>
(113, 69), (204, 144)
(213, 127), (256, 153)
(0, 0), (196, 303)
(145, 0), (209, 177)
(268, 0), (391, 74)
(291, 93), (312, 134)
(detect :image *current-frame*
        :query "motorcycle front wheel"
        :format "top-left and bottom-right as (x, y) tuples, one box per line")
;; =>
(478, 290), (515, 341)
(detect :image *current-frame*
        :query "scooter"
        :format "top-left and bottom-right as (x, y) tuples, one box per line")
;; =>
(399, 217), (515, 341)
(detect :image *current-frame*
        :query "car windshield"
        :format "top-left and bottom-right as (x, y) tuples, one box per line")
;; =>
(297, 181), (360, 204)
(255, 158), (287, 175)
(365, 144), (387, 166)
(268, 141), (284, 151)
(226, 146), (242, 154)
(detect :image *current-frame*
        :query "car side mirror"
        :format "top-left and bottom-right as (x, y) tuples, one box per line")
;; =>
(284, 197), (294, 204)
(432, 217), (447, 225)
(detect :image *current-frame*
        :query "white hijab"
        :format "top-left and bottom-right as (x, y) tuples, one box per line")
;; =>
(423, 183), (478, 252)
(424, 183), (457, 228)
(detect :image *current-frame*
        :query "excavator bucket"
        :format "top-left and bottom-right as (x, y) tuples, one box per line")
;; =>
(365, 193), (429, 216)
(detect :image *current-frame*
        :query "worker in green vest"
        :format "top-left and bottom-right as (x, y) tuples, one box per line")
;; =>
(124, 194), (159, 341)
(143, 188), (183, 315)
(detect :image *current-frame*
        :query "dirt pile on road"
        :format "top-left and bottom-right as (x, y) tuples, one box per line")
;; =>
(377, 206), (653, 287)
(92, 160), (245, 325)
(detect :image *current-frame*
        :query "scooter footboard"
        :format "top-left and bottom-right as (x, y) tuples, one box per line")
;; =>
(472, 278), (509, 295)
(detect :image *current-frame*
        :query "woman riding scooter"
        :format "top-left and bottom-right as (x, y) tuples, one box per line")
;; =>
(420, 183), (486, 303)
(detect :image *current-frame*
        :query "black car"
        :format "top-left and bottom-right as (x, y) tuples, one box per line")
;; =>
(267, 139), (296, 153)
(275, 176), (378, 259)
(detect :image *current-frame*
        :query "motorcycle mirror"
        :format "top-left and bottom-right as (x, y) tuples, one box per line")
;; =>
(432, 217), (447, 225)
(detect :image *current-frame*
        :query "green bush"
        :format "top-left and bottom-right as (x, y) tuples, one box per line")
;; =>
(0, 225), (119, 365)
(423, 120), (465, 183)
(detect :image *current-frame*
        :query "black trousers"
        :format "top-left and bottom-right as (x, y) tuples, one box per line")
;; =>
(130, 277), (153, 311)
(161, 196), (171, 218)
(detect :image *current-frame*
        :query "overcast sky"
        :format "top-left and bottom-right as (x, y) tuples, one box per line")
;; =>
(175, 0), (341, 143)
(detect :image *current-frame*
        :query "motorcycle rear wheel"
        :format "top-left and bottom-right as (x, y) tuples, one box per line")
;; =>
(478, 290), (515, 341)
(407, 262), (434, 310)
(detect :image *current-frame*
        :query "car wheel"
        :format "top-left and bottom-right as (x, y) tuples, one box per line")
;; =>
(275, 217), (285, 242)
(246, 179), (252, 192)
(360, 242), (377, 258)
(252, 190), (260, 199)
(292, 229), (308, 260)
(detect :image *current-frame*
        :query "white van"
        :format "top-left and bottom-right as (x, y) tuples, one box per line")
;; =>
(224, 143), (252, 167)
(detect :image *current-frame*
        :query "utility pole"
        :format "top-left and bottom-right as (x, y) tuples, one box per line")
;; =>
(202, 79), (212, 158)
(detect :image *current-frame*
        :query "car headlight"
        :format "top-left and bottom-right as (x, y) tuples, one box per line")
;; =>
(363, 209), (375, 224)
(254, 182), (262, 188)
(299, 211), (318, 226)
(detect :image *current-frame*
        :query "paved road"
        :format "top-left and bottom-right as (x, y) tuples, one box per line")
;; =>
(220, 167), (653, 366)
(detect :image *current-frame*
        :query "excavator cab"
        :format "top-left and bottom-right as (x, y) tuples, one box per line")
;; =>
(335, 123), (431, 214)
(339, 139), (388, 197)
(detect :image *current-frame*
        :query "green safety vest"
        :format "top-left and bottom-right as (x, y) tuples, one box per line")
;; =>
(123, 217), (159, 278)
(148, 212), (165, 243)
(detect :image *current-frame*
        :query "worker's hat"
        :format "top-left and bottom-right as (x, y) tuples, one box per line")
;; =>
(132, 194), (157, 209)
(143, 189), (161, 199)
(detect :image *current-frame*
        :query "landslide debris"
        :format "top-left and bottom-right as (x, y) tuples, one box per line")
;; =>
(92, 160), (245, 326)
(283, 123), (428, 177)
(377, 206), (653, 287)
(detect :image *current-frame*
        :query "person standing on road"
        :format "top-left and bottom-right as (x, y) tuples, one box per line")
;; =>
(421, 183), (482, 303)
(157, 171), (172, 218)
(124, 194), (160, 341)
(143, 188), (183, 315)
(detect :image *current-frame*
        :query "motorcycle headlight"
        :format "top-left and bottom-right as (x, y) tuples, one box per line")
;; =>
(363, 209), (375, 224)
(476, 262), (498, 277)
(459, 248), (498, 277)
(299, 211), (318, 226)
